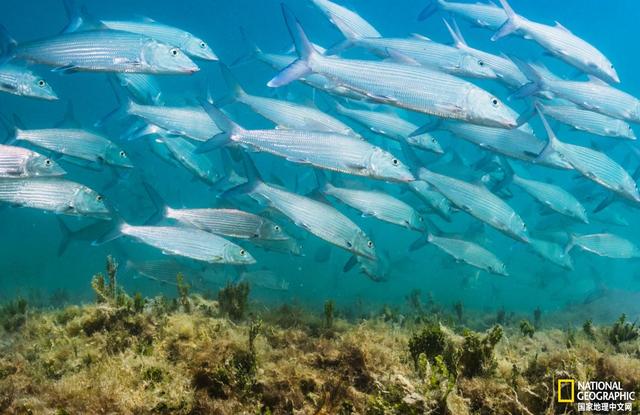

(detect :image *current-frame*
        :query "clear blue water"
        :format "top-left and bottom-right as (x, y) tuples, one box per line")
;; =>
(1, 0), (639, 322)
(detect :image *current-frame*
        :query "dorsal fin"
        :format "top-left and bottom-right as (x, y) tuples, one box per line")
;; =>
(410, 33), (431, 41)
(554, 21), (571, 34)
(587, 75), (608, 86)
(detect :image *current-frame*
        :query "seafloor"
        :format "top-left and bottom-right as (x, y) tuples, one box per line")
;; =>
(0, 257), (639, 415)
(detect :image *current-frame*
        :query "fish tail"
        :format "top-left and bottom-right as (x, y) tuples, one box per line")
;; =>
(409, 234), (429, 251)
(56, 217), (72, 257)
(92, 220), (126, 246)
(491, 0), (521, 41)
(443, 18), (466, 49)
(219, 63), (247, 104)
(95, 77), (130, 128)
(324, 13), (363, 55)
(62, 0), (103, 33)
(230, 27), (263, 68)
(142, 182), (168, 225)
(219, 154), (262, 199)
(564, 234), (577, 255)
(0, 114), (18, 144)
(197, 99), (243, 153)
(508, 56), (545, 99)
(267, 5), (317, 88)
(0, 24), (17, 64)
(417, 0), (442, 22)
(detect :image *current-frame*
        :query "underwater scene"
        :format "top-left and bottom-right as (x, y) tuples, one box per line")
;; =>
(1, 0), (639, 413)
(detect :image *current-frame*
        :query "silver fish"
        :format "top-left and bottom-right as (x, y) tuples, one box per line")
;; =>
(270, 6), (518, 129)
(0, 178), (110, 218)
(0, 64), (58, 100)
(100, 18), (217, 61)
(311, 0), (381, 39)
(419, 0), (508, 31)
(234, 171), (376, 260)
(539, 101), (635, 140)
(567, 233), (640, 259)
(4, 29), (199, 74)
(493, 0), (619, 84)
(418, 167), (529, 243)
(536, 108), (640, 204)
(200, 103), (415, 183)
(407, 179), (452, 221)
(220, 64), (358, 137)
(443, 19), (527, 89)
(117, 224), (255, 264)
(528, 237), (573, 270)
(160, 135), (222, 185)
(516, 62), (638, 123)
(0, 144), (65, 178)
(165, 207), (292, 242)
(15, 127), (133, 168)
(114, 73), (163, 105)
(321, 181), (424, 231)
(334, 103), (443, 153)
(238, 269), (289, 291)
(127, 101), (221, 141)
(329, 18), (496, 80)
(427, 233), (508, 276)
(510, 174), (588, 223)
(437, 121), (573, 170)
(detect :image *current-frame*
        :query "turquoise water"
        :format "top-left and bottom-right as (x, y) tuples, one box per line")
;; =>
(1, 0), (639, 322)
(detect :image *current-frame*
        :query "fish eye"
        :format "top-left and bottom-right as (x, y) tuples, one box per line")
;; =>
(38, 80), (46, 87)
(274, 225), (280, 232)
(170, 48), (179, 57)
(44, 159), (52, 166)
(200, 41), (206, 49)
(367, 240), (374, 248)
(119, 150), (127, 158)
(491, 98), (499, 107)
(239, 249), (246, 256)
(96, 195), (103, 202)
(392, 158), (399, 166)
(478, 60), (485, 67)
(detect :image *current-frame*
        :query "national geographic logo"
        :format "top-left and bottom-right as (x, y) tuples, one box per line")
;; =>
(557, 379), (636, 412)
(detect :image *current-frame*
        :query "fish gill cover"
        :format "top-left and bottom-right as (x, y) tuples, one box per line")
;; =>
(0, 0), (639, 414)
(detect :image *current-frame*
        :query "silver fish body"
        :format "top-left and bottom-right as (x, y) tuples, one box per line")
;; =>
(0, 64), (58, 100)
(418, 168), (529, 242)
(539, 102), (636, 140)
(127, 102), (221, 141)
(0, 178), (109, 218)
(311, 0), (381, 38)
(569, 233), (640, 259)
(322, 183), (424, 231)
(0, 145), (65, 178)
(14, 30), (199, 74)
(511, 175), (588, 223)
(297, 53), (518, 129)
(15, 128), (133, 168)
(528, 237), (573, 270)
(334, 104), (443, 153)
(238, 269), (289, 291)
(247, 181), (376, 259)
(407, 180), (452, 221)
(440, 121), (572, 169)
(115, 73), (163, 105)
(230, 128), (414, 182)
(160, 135), (222, 184)
(428, 233), (508, 276)
(421, 0), (508, 30)
(120, 224), (255, 264)
(100, 19), (218, 60)
(165, 207), (292, 241)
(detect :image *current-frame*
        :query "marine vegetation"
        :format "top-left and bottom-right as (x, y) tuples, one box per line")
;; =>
(0, 260), (638, 414)
(608, 313), (639, 347)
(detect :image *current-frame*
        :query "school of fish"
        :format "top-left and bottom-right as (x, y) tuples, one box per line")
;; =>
(2, 0), (639, 284)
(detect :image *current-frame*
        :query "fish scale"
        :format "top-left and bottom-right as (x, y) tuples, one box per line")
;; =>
(250, 181), (374, 259)
(419, 168), (528, 242)
(511, 175), (587, 223)
(16, 129), (109, 163)
(422, 0), (507, 30)
(540, 103), (635, 139)
(428, 234), (507, 276)
(128, 103), (220, 141)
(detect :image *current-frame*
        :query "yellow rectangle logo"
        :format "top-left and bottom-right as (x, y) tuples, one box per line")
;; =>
(558, 379), (575, 403)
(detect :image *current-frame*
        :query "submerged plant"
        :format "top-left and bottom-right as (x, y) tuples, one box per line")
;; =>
(608, 314), (639, 346)
(533, 306), (542, 329)
(176, 273), (191, 313)
(566, 326), (576, 348)
(90, 256), (131, 307)
(519, 319), (535, 338)
(583, 319), (596, 339)
(408, 323), (446, 369)
(496, 307), (506, 325)
(218, 281), (250, 321)
(453, 301), (463, 324)
(0, 297), (27, 332)
(406, 288), (423, 315)
(324, 299), (335, 330)
(458, 325), (503, 378)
